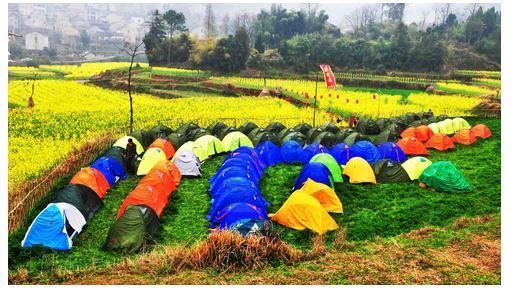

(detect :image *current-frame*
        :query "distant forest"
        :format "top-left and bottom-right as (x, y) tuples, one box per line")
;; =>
(143, 3), (501, 74)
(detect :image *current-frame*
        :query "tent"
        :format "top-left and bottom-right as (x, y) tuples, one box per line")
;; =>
(211, 203), (268, 229)
(425, 134), (455, 151)
(148, 138), (175, 160)
(312, 131), (338, 148)
(452, 129), (477, 145)
(471, 124), (492, 139)
(309, 153), (343, 183)
(232, 147), (265, 170)
(266, 122), (286, 134)
(356, 119), (381, 135)
(343, 157), (376, 184)
(248, 128), (267, 142)
(151, 160), (182, 186)
(374, 129), (399, 146)
(300, 179), (343, 213)
(306, 127), (325, 144)
(401, 156), (432, 180)
(53, 184), (103, 222)
(187, 128), (210, 142)
(251, 131), (281, 147)
(329, 143), (350, 165)
(173, 141), (209, 162)
(377, 142), (407, 163)
(401, 127), (428, 142)
(294, 123), (313, 135)
(335, 129), (351, 143)
(166, 133), (187, 150)
(417, 125), (435, 141)
(320, 122), (340, 134)
(176, 122), (200, 135)
(293, 162), (334, 189)
(256, 141), (283, 166)
(343, 132), (369, 145)
(149, 125), (173, 139)
(427, 122), (440, 134)
(139, 163), (177, 197)
(208, 122), (228, 138)
(118, 183), (168, 219)
(91, 156), (127, 186)
(280, 140), (307, 164)
(350, 141), (382, 163)
(278, 128), (297, 139)
(210, 177), (258, 200)
(438, 119), (455, 135)
(104, 204), (159, 253)
(269, 190), (338, 235)
(21, 203), (86, 251)
(219, 157), (262, 181)
(194, 135), (225, 157)
(238, 122), (258, 136)
(222, 132), (254, 151)
(452, 118), (471, 132)
(223, 219), (266, 236)
(104, 147), (126, 170)
(371, 159), (411, 183)
(130, 130), (154, 149)
(218, 126), (238, 140)
(113, 136), (144, 155)
(70, 167), (110, 199)
(418, 161), (473, 193)
(282, 131), (307, 147)
(209, 186), (267, 219)
(173, 150), (201, 177)
(210, 167), (255, 191)
(137, 148), (167, 175)
(303, 143), (329, 162)
(397, 137), (429, 155)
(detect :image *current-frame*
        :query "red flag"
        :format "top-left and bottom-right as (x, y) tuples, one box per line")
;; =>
(320, 64), (336, 89)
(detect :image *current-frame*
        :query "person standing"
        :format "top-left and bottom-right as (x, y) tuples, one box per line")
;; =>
(125, 138), (138, 174)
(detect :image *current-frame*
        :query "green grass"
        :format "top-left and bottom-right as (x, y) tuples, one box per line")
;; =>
(8, 117), (500, 277)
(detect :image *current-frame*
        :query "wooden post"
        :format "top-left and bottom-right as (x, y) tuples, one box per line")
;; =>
(313, 71), (319, 127)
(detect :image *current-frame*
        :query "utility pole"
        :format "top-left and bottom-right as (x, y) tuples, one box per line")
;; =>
(313, 71), (319, 127)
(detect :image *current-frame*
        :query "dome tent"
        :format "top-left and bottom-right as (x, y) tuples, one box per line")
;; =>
(217, 126), (238, 140)
(452, 117), (471, 132)
(312, 131), (338, 148)
(471, 124), (492, 139)
(207, 122), (228, 137)
(194, 135), (226, 157)
(210, 177), (258, 200)
(343, 157), (376, 184)
(401, 156), (432, 180)
(278, 128), (297, 139)
(356, 118), (380, 134)
(148, 138), (175, 160)
(425, 134), (455, 151)
(70, 167), (110, 199)
(374, 129), (399, 146)
(53, 184), (103, 222)
(149, 125), (173, 139)
(269, 190), (338, 235)
(176, 122), (200, 136)
(238, 122), (259, 136)
(187, 128), (210, 142)
(418, 161), (473, 193)
(280, 140), (307, 164)
(300, 179), (343, 213)
(151, 160), (182, 186)
(401, 127), (428, 142)
(104, 204), (159, 253)
(343, 132), (369, 145)
(319, 122), (340, 134)
(334, 128), (353, 143)
(220, 155), (263, 180)
(438, 119), (455, 135)
(173, 150), (202, 177)
(166, 133), (187, 150)
(309, 153), (343, 183)
(256, 141), (283, 166)
(137, 161), (177, 197)
(417, 125), (434, 141)
(231, 146), (265, 170)
(452, 129), (477, 145)
(130, 130), (154, 149)
(427, 122), (440, 134)
(350, 141), (382, 164)
(371, 159), (411, 183)
(266, 122), (286, 134)
(117, 183), (169, 219)
(91, 156), (127, 186)
(137, 148), (167, 175)
(104, 147), (126, 170)
(303, 143), (329, 162)
(293, 162), (334, 189)
(208, 186), (267, 219)
(294, 123), (313, 135)
(248, 128), (267, 142)
(210, 203), (268, 229)
(282, 131), (307, 147)
(173, 141), (209, 162)
(397, 137), (429, 155)
(209, 167), (255, 190)
(113, 136), (144, 155)
(251, 131), (281, 147)
(222, 132), (254, 151)
(377, 142), (407, 163)
(329, 143), (351, 165)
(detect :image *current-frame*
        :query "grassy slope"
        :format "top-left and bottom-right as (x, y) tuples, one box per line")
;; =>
(8, 117), (500, 284)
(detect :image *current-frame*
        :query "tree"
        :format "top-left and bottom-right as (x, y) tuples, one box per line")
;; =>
(220, 14), (230, 36)
(385, 3), (406, 22)
(80, 30), (90, 49)
(162, 9), (187, 66)
(203, 4), (217, 38)
(387, 21), (411, 69)
(143, 10), (166, 65)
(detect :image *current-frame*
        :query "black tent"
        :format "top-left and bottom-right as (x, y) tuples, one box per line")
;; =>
(278, 128), (297, 139)
(149, 125), (173, 139)
(343, 132), (370, 145)
(294, 123), (312, 135)
(248, 128), (267, 141)
(166, 132), (187, 150)
(312, 131), (338, 148)
(130, 130), (153, 149)
(207, 122), (228, 138)
(104, 147), (126, 170)
(306, 127), (325, 144)
(218, 126), (238, 140)
(176, 122), (200, 136)
(252, 131), (281, 146)
(356, 119), (381, 135)
(371, 159), (411, 183)
(373, 129), (399, 146)
(376, 118), (390, 131)
(266, 122), (286, 134)
(53, 184), (103, 222)
(282, 131), (307, 147)
(104, 204), (159, 253)
(319, 122), (340, 134)
(187, 128), (210, 141)
(238, 122), (258, 136)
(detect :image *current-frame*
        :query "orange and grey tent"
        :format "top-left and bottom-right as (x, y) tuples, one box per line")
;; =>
(401, 127), (428, 142)
(343, 157), (376, 184)
(70, 167), (110, 199)
(117, 184), (169, 219)
(471, 124), (492, 139)
(425, 134), (455, 151)
(397, 137), (429, 155)
(300, 178), (343, 213)
(452, 129), (477, 145)
(416, 125), (434, 142)
(148, 138), (175, 159)
(139, 163), (177, 197)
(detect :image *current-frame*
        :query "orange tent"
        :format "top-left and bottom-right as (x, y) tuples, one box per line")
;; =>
(425, 134), (455, 151)
(117, 184), (169, 219)
(148, 138), (175, 159)
(471, 124), (492, 139)
(416, 125), (434, 142)
(139, 165), (177, 197)
(397, 137), (429, 155)
(70, 167), (110, 199)
(452, 129), (477, 145)
(400, 127), (427, 142)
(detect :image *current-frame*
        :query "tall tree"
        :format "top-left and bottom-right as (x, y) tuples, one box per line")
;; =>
(220, 13), (230, 36)
(203, 4), (217, 38)
(143, 10), (166, 65)
(162, 9), (187, 65)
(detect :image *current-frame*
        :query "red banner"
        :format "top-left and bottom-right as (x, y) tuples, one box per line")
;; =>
(320, 64), (336, 89)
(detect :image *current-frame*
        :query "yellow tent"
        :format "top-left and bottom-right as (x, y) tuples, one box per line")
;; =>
(438, 119), (455, 135)
(452, 117), (471, 132)
(343, 157), (376, 184)
(137, 147), (167, 175)
(173, 141), (209, 162)
(401, 156), (432, 180)
(194, 135), (225, 157)
(301, 179), (343, 213)
(427, 122), (440, 134)
(269, 190), (338, 234)
(113, 136), (144, 155)
(222, 131), (253, 151)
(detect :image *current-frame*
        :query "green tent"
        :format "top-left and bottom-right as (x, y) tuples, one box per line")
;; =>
(306, 127), (325, 143)
(176, 122), (200, 135)
(53, 184), (103, 222)
(130, 130), (153, 149)
(309, 153), (343, 183)
(312, 131), (338, 148)
(418, 161), (473, 193)
(251, 131), (280, 146)
(319, 122), (340, 134)
(222, 131), (254, 151)
(294, 123), (313, 135)
(149, 125), (173, 139)
(438, 119), (455, 135)
(207, 122), (228, 138)
(238, 122), (258, 136)
(166, 132), (187, 150)
(248, 128), (267, 141)
(343, 132), (369, 145)
(376, 118), (390, 131)
(194, 135), (225, 156)
(282, 131), (307, 146)
(218, 126), (238, 140)
(278, 128), (297, 139)
(452, 117), (471, 132)
(371, 159), (411, 183)
(266, 122), (286, 134)
(104, 204), (159, 253)
(356, 119), (381, 135)
(188, 128), (210, 141)
(374, 128), (399, 146)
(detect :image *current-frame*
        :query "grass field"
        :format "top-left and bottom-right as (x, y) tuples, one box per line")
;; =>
(8, 117), (500, 284)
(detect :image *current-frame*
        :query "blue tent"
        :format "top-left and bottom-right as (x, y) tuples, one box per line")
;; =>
(350, 141), (382, 164)
(231, 147), (265, 170)
(209, 166), (257, 189)
(280, 141), (307, 164)
(216, 158), (262, 180)
(209, 186), (267, 219)
(224, 150), (265, 172)
(378, 142), (408, 163)
(209, 177), (258, 198)
(256, 141), (283, 166)
(211, 203), (268, 229)
(303, 143), (329, 162)
(293, 162), (334, 190)
(329, 143), (351, 165)
(227, 219), (266, 236)
(90, 156), (127, 186)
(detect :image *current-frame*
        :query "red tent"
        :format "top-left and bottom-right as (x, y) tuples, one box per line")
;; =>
(148, 138), (175, 159)
(452, 129), (477, 145)
(471, 124), (492, 139)
(425, 134), (455, 151)
(70, 167), (110, 199)
(397, 137), (429, 155)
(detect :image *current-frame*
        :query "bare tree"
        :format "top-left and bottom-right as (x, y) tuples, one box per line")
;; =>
(434, 4), (451, 24)
(419, 10), (430, 30)
(345, 5), (378, 35)
(231, 12), (256, 46)
(203, 4), (217, 38)
(220, 13), (230, 36)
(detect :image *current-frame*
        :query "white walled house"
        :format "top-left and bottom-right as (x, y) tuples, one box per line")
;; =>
(25, 32), (49, 51)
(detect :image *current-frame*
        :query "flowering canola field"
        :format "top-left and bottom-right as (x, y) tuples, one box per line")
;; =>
(8, 80), (329, 190)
